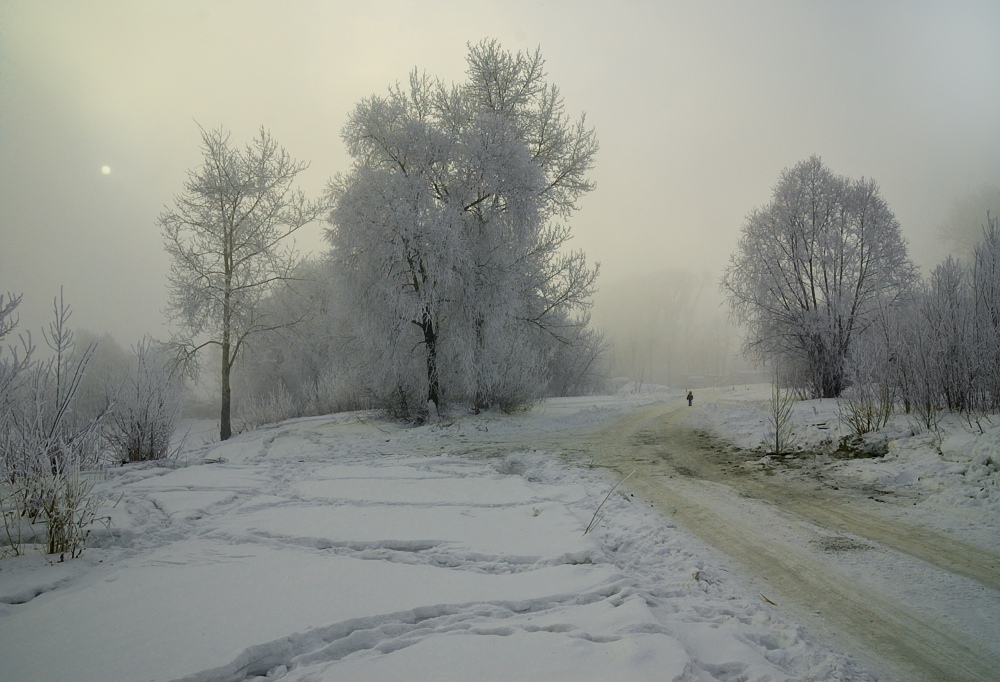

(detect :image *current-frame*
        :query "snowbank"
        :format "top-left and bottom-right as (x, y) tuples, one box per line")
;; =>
(693, 385), (1000, 552)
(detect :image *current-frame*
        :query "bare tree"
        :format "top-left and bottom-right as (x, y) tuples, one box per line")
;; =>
(765, 373), (797, 455)
(722, 156), (917, 398)
(160, 126), (323, 439)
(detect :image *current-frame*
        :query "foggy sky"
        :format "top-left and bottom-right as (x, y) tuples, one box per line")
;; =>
(2, 0), (999, 346)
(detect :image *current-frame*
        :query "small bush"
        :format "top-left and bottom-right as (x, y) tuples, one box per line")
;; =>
(237, 384), (298, 432)
(103, 339), (181, 463)
(764, 379), (797, 455)
(839, 383), (893, 436)
(36, 468), (108, 560)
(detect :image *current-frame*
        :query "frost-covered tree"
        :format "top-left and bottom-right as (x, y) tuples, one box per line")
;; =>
(327, 40), (599, 418)
(233, 257), (370, 421)
(881, 258), (976, 427)
(5, 290), (101, 477)
(0, 293), (30, 442)
(70, 330), (131, 424)
(971, 213), (1000, 411)
(545, 323), (609, 397)
(160, 126), (324, 440)
(722, 156), (917, 398)
(937, 185), (1000, 262)
(864, 217), (1000, 425)
(926, 258), (978, 412)
(595, 269), (739, 387)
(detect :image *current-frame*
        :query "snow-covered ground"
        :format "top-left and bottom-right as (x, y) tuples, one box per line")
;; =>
(6, 388), (991, 681)
(691, 385), (1000, 554)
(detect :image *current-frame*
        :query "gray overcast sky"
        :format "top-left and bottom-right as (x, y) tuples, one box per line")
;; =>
(2, 0), (999, 345)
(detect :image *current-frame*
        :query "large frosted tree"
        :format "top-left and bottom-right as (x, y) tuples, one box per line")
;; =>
(160, 126), (323, 440)
(722, 156), (917, 398)
(327, 40), (599, 417)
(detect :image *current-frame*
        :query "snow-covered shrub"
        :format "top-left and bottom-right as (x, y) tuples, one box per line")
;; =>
(299, 365), (374, 416)
(459, 317), (549, 413)
(883, 218), (1000, 425)
(840, 385), (893, 436)
(0, 293), (30, 420)
(1, 290), (107, 558)
(841, 324), (894, 435)
(103, 338), (181, 463)
(34, 466), (107, 560)
(889, 256), (981, 429)
(926, 258), (977, 412)
(5, 290), (104, 477)
(0, 488), (26, 556)
(237, 384), (297, 432)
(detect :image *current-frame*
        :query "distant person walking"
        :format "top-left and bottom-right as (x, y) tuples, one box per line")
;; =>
(686, 391), (694, 407)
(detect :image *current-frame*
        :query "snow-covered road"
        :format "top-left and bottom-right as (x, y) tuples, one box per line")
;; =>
(558, 396), (1000, 682)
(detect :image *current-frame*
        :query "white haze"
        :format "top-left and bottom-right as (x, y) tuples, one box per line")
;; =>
(1, 0), (999, 353)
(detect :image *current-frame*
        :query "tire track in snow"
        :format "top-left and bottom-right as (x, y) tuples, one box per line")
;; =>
(556, 400), (1000, 682)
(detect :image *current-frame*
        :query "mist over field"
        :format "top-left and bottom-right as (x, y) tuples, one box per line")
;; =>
(2, 0), (998, 363)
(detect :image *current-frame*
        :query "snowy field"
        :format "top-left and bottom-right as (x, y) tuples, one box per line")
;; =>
(7, 388), (993, 680)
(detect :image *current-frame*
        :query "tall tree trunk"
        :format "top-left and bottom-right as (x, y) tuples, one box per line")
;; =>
(220, 337), (232, 441)
(221, 267), (233, 441)
(473, 316), (488, 413)
(422, 310), (440, 415)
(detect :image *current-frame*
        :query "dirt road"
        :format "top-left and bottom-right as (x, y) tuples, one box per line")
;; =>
(527, 398), (1000, 682)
